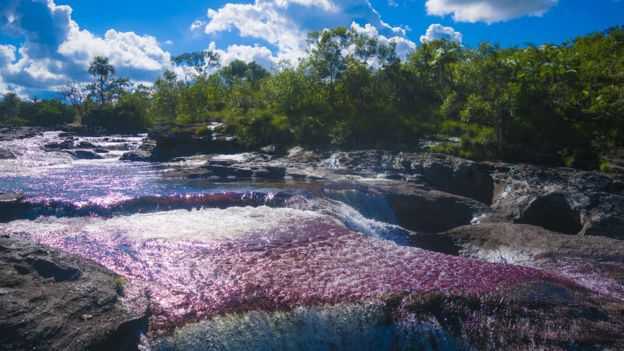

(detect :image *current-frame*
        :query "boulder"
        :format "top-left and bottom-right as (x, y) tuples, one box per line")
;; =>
(66, 150), (103, 160)
(148, 124), (244, 161)
(0, 193), (28, 223)
(44, 139), (75, 150)
(0, 236), (147, 351)
(0, 148), (16, 159)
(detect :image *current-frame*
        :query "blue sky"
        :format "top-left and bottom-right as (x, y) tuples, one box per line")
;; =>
(1, 0), (623, 97)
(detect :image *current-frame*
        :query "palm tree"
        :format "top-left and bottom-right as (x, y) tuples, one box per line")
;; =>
(88, 56), (115, 106)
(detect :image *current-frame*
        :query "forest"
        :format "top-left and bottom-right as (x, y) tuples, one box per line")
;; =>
(0, 26), (622, 170)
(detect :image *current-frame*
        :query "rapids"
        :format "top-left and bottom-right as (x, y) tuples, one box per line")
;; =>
(0, 132), (620, 350)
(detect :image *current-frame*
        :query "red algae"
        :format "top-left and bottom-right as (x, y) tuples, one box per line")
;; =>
(1, 209), (571, 331)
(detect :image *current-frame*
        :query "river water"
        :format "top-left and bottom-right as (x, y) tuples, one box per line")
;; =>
(0, 132), (598, 350)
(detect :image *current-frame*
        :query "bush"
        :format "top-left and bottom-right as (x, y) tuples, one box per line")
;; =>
(224, 111), (293, 148)
(83, 93), (152, 133)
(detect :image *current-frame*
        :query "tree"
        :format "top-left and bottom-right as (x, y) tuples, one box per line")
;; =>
(88, 56), (116, 106)
(60, 81), (88, 116)
(173, 50), (220, 81)
(0, 93), (22, 124)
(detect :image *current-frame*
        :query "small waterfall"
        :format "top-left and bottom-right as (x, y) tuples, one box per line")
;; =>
(325, 188), (398, 224)
(154, 301), (468, 351)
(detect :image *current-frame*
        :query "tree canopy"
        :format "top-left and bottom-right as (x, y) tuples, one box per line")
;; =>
(1, 26), (623, 170)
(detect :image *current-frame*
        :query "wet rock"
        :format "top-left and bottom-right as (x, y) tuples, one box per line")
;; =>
(433, 223), (624, 300)
(399, 285), (624, 351)
(76, 141), (98, 149)
(66, 150), (103, 160)
(363, 181), (489, 233)
(440, 223), (624, 260)
(0, 148), (16, 159)
(165, 160), (286, 181)
(121, 140), (156, 162)
(44, 139), (75, 150)
(401, 154), (495, 204)
(0, 236), (147, 351)
(147, 124), (244, 161)
(0, 193), (28, 223)
(0, 126), (44, 141)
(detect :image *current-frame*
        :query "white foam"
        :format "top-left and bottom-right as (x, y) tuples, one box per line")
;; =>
(1, 206), (327, 243)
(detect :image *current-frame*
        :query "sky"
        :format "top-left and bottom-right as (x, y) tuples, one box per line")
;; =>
(0, 0), (622, 97)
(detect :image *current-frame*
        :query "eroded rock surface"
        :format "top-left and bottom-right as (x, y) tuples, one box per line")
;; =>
(0, 236), (147, 351)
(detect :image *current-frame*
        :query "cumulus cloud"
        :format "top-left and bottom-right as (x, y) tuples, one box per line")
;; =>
(350, 22), (416, 60)
(0, 0), (171, 94)
(198, 0), (414, 67)
(425, 0), (558, 23)
(420, 24), (462, 43)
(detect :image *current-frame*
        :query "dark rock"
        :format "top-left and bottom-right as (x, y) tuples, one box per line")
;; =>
(0, 236), (147, 351)
(0, 193), (28, 223)
(76, 141), (98, 149)
(66, 150), (103, 160)
(580, 194), (624, 240)
(121, 150), (152, 161)
(148, 124), (244, 161)
(45, 139), (75, 150)
(440, 223), (624, 260)
(0, 148), (16, 159)
(0, 127), (44, 141)
(399, 285), (624, 351)
(363, 181), (488, 233)
(121, 139), (156, 161)
(491, 163), (624, 238)
(516, 192), (582, 234)
(165, 161), (286, 181)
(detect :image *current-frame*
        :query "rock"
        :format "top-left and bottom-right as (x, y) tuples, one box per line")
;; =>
(0, 127), (44, 141)
(76, 141), (98, 149)
(164, 160), (286, 181)
(360, 181), (489, 233)
(440, 223), (624, 260)
(66, 150), (103, 160)
(516, 192), (582, 234)
(580, 194), (624, 240)
(0, 236), (147, 351)
(491, 163), (624, 238)
(429, 223), (624, 300)
(0, 193), (28, 223)
(0, 148), (16, 159)
(44, 139), (75, 150)
(405, 154), (495, 204)
(147, 124), (244, 161)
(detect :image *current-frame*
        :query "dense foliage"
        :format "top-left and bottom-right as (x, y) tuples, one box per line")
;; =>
(1, 27), (623, 169)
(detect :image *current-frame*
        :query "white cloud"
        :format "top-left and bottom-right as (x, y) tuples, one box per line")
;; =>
(190, 19), (205, 31)
(420, 24), (462, 43)
(350, 22), (416, 60)
(425, 0), (558, 23)
(0, 0), (171, 94)
(209, 42), (277, 70)
(199, 0), (414, 67)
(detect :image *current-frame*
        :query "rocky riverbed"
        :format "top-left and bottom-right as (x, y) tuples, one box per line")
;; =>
(0, 126), (623, 350)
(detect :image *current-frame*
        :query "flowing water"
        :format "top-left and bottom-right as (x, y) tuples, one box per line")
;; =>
(0, 132), (614, 350)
